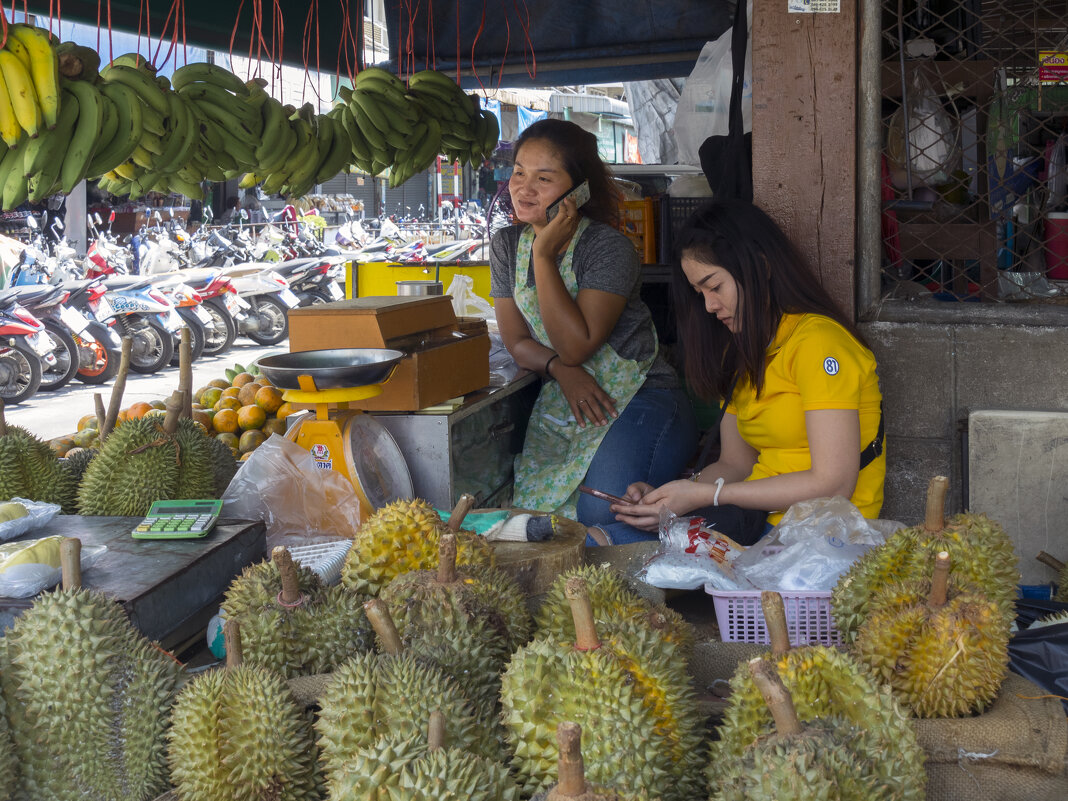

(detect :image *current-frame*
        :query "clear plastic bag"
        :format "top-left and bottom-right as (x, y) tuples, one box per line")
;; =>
(637, 507), (752, 591)
(220, 434), (362, 550)
(0, 497), (61, 543)
(0, 536), (107, 598)
(445, 274), (495, 320)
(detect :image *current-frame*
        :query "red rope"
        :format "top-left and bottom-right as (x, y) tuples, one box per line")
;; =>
(454, 0), (459, 82)
(301, 0), (324, 104)
(0, 4), (8, 51)
(496, 11), (510, 93)
(513, 0), (536, 80)
(227, 0), (246, 71)
(151, 0), (182, 69)
(272, 0), (283, 93)
(469, 0), (487, 94)
(426, 0), (435, 72)
(106, 0), (114, 65)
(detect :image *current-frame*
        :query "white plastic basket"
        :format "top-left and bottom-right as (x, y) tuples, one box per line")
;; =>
(705, 586), (842, 647)
(287, 540), (353, 586)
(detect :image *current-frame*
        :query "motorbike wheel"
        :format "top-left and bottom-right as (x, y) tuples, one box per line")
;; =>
(127, 317), (175, 374)
(38, 320), (80, 391)
(245, 296), (289, 346)
(201, 299), (237, 356)
(299, 289), (334, 306)
(76, 344), (120, 384)
(170, 309), (207, 366)
(0, 341), (43, 404)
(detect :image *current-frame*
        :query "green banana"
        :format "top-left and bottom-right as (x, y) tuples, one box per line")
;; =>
(0, 145), (28, 209)
(163, 173), (204, 200)
(139, 129), (165, 156)
(167, 93), (202, 174)
(349, 88), (394, 136)
(339, 103), (371, 163)
(138, 101), (166, 137)
(257, 118), (298, 176)
(188, 96), (259, 141)
(171, 62), (250, 96)
(314, 114), (352, 183)
(349, 98), (388, 152)
(107, 53), (157, 73)
(94, 92), (120, 154)
(86, 81), (144, 179)
(102, 64), (169, 116)
(59, 78), (104, 193)
(177, 82), (261, 132)
(481, 109), (499, 156)
(23, 87), (79, 193)
(354, 66), (405, 93)
(150, 89), (194, 174)
(408, 116), (442, 174)
(253, 96), (288, 165)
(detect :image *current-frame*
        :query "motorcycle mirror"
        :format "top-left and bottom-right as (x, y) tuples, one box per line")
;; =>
(95, 212), (103, 225)
(154, 211), (163, 222)
(53, 217), (64, 231)
(25, 215), (38, 230)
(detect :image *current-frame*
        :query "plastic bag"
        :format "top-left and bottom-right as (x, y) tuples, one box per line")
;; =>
(446, 274), (495, 321)
(672, 2), (752, 166)
(1009, 598), (1068, 713)
(637, 507), (752, 591)
(220, 434), (362, 549)
(886, 61), (960, 188)
(0, 536), (107, 598)
(732, 496), (900, 592)
(0, 497), (62, 543)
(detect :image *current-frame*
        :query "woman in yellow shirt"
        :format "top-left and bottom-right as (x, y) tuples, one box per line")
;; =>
(610, 200), (885, 546)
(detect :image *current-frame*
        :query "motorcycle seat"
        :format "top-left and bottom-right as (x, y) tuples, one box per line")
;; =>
(104, 276), (155, 291)
(2, 285), (65, 306)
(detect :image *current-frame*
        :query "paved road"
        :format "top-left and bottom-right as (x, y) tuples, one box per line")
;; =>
(5, 340), (286, 441)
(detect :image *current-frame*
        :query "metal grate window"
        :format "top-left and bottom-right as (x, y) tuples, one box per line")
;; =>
(879, 0), (1068, 305)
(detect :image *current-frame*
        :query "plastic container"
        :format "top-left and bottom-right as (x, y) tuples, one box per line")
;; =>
(618, 198), (657, 264)
(658, 196), (706, 265)
(705, 586), (843, 647)
(1045, 212), (1068, 279)
(287, 540), (353, 586)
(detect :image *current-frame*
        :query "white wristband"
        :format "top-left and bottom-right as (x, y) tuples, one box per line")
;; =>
(712, 477), (725, 507)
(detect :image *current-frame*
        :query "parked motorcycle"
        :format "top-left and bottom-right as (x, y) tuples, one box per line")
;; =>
(0, 292), (56, 404)
(97, 276), (184, 374)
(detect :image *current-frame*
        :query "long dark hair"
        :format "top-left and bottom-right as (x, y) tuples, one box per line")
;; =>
(671, 199), (867, 402)
(513, 119), (620, 226)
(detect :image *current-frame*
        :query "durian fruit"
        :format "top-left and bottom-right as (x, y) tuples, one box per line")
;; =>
(77, 393), (235, 516)
(61, 446), (98, 486)
(712, 659), (906, 801)
(378, 531), (532, 719)
(832, 475), (1019, 642)
(221, 547), (374, 677)
(709, 592), (926, 801)
(500, 577), (705, 801)
(530, 722), (649, 801)
(534, 564), (695, 654)
(0, 675), (16, 801)
(1036, 550), (1068, 602)
(1029, 609), (1068, 629)
(1, 581), (182, 801)
(326, 732), (428, 801)
(0, 398), (78, 512)
(207, 433), (239, 495)
(315, 600), (495, 786)
(341, 494), (494, 595)
(855, 551), (1011, 718)
(167, 620), (322, 801)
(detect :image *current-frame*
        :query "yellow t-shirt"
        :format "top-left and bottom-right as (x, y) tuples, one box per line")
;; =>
(725, 313), (885, 523)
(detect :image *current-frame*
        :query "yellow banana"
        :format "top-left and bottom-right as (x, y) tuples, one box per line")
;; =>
(0, 63), (22, 147)
(0, 51), (41, 138)
(7, 24), (59, 129)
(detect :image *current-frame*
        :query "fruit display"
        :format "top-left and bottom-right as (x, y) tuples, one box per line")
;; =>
(534, 564), (695, 654)
(530, 722), (650, 801)
(712, 659), (907, 801)
(341, 497), (494, 595)
(191, 361), (289, 459)
(854, 551), (1012, 718)
(500, 577), (705, 801)
(831, 475), (1020, 643)
(709, 593), (926, 800)
(0, 399), (78, 512)
(167, 622), (322, 801)
(0, 587), (182, 800)
(220, 547), (374, 678)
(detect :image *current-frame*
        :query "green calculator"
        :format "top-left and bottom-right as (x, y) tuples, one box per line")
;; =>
(132, 499), (224, 539)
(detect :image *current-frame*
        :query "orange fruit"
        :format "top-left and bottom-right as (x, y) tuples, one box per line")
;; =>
(238, 382), (263, 407)
(49, 436), (76, 456)
(77, 414), (97, 431)
(237, 404), (267, 430)
(213, 409), (239, 434)
(214, 396), (242, 412)
(276, 401), (297, 419)
(255, 385), (284, 414)
(200, 387), (223, 408)
(240, 451), (254, 461)
(149, 399), (166, 410)
(117, 409), (129, 423)
(127, 401), (154, 419)
(208, 378), (231, 390)
(222, 386), (241, 399)
(215, 432), (240, 452)
(262, 418), (287, 437)
(239, 429), (267, 453)
(232, 372), (256, 387)
(191, 409), (214, 434)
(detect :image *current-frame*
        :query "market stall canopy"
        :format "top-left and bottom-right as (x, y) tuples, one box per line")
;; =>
(22, 0), (732, 86)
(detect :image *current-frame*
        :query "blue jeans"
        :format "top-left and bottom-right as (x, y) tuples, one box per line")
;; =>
(576, 386), (698, 545)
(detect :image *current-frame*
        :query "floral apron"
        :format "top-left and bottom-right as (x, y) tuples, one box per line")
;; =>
(511, 219), (656, 517)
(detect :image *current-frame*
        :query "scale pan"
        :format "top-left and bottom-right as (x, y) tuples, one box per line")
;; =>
(257, 348), (405, 390)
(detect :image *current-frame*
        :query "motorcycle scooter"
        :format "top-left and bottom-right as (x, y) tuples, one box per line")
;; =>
(0, 292), (57, 403)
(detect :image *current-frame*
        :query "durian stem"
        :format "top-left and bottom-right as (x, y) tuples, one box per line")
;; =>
(272, 546), (302, 605)
(224, 619), (243, 668)
(0, 397), (6, 436)
(555, 721), (588, 797)
(60, 537), (82, 590)
(427, 709), (446, 752)
(162, 391), (183, 436)
(446, 493), (476, 532)
(178, 327), (193, 418)
(761, 591), (791, 656)
(364, 599), (403, 655)
(748, 658), (802, 736)
(1037, 551), (1066, 573)
(437, 533), (457, 584)
(102, 337), (133, 442)
(929, 551), (951, 608)
(924, 475), (949, 532)
(94, 393), (106, 434)
(564, 577), (601, 651)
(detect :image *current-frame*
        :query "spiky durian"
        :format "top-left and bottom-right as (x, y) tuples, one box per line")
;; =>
(167, 662), (321, 801)
(0, 588), (182, 801)
(500, 578), (704, 801)
(713, 659), (907, 801)
(221, 548), (374, 678)
(341, 498), (494, 595)
(709, 593), (926, 800)
(207, 432), (239, 495)
(530, 722), (650, 801)
(0, 675), (16, 801)
(77, 409), (228, 516)
(326, 733), (428, 801)
(0, 401), (78, 512)
(534, 564), (694, 654)
(388, 745), (521, 801)
(832, 476), (1019, 642)
(378, 533), (532, 720)
(855, 551), (1011, 718)
(1030, 609), (1068, 629)
(61, 445), (98, 485)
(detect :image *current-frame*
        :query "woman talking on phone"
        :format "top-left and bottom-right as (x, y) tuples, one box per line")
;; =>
(610, 200), (886, 546)
(489, 119), (697, 545)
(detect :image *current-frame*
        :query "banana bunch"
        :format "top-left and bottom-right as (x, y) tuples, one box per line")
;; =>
(0, 22), (60, 147)
(404, 69), (498, 175)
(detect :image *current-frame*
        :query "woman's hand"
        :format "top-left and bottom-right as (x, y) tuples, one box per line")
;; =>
(532, 197), (580, 260)
(611, 479), (715, 531)
(552, 361), (617, 427)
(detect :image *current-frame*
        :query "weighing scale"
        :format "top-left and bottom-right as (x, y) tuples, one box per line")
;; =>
(257, 348), (415, 522)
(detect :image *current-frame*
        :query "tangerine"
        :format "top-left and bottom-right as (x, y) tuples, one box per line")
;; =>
(213, 409), (240, 434)
(238, 429), (267, 453)
(221, 386), (241, 399)
(149, 399), (167, 410)
(255, 385), (284, 414)
(208, 378), (231, 390)
(49, 436), (76, 456)
(215, 432), (240, 452)
(237, 404), (267, 430)
(214, 396), (242, 413)
(237, 382), (263, 407)
(127, 401), (154, 419)
(276, 401), (297, 419)
(191, 410), (214, 434)
(232, 372), (256, 387)
(262, 418), (287, 437)
(77, 414), (98, 431)
(200, 388), (223, 408)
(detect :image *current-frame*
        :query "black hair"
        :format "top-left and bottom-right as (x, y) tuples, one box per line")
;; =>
(671, 199), (867, 402)
(513, 118), (620, 226)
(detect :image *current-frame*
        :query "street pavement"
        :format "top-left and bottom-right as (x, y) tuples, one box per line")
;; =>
(5, 340), (287, 441)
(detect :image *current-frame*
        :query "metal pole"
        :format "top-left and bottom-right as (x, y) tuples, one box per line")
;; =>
(857, 0), (883, 317)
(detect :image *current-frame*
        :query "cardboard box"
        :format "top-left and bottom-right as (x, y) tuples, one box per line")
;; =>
(287, 296), (490, 411)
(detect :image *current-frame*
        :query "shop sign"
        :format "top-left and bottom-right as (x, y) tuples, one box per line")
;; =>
(1039, 52), (1068, 84)
(788, 0), (840, 12)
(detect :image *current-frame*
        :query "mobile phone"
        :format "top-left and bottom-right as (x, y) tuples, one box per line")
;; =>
(578, 484), (634, 506)
(546, 180), (591, 222)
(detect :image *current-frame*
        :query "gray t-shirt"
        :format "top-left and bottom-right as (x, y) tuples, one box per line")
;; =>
(489, 221), (676, 389)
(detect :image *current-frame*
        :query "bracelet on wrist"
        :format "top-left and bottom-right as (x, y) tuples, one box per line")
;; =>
(544, 353), (560, 377)
(712, 477), (725, 507)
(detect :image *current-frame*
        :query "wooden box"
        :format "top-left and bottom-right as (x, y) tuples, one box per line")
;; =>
(287, 296), (491, 411)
